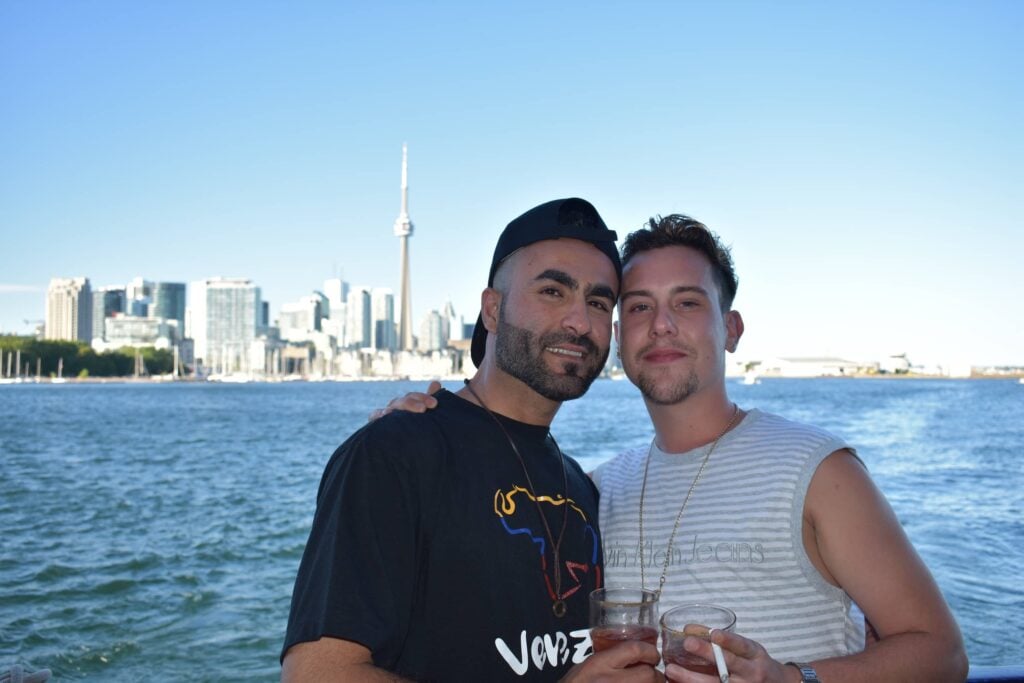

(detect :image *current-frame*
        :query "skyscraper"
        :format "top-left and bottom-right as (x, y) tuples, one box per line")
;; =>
(45, 277), (93, 342)
(393, 144), (414, 351)
(92, 286), (126, 341)
(151, 282), (187, 330)
(188, 278), (261, 372)
(371, 288), (396, 351)
(346, 286), (372, 349)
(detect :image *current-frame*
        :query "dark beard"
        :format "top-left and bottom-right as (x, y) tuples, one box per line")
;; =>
(494, 309), (608, 402)
(636, 368), (700, 406)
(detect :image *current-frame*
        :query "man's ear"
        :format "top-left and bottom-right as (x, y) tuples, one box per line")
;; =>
(481, 287), (502, 334)
(725, 310), (744, 353)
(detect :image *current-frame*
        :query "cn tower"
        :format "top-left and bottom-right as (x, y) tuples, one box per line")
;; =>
(393, 144), (414, 351)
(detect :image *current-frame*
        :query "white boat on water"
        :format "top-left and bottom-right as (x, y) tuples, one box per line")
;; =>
(51, 358), (67, 384)
(742, 370), (761, 385)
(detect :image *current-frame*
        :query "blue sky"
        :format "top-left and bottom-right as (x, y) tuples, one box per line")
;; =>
(2, 1), (1021, 367)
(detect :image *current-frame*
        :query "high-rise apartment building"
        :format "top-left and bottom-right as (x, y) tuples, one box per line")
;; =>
(92, 286), (126, 341)
(125, 277), (153, 317)
(345, 287), (372, 349)
(279, 293), (326, 342)
(443, 300), (462, 342)
(321, 279), (349, 346)
(419, 309), (445, 352)
(323, 278), (349, 313)
(151, 282), (186, 330)
(45, 277), (93, 342)
(188, 278), (261, 372)
(371, 288), (396, 351)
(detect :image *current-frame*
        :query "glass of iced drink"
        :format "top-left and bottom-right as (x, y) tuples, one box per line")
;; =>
(660, 603), (736, 675)
(588, 587), (659, 653)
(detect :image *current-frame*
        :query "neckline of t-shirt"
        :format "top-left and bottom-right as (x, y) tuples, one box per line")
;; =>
(439, 388), (553, 439)
(649, 407), (763, 460)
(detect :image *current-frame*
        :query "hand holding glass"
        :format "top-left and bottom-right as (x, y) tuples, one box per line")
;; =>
(661, 603), (736, 675)
(588, 587), (659, 652)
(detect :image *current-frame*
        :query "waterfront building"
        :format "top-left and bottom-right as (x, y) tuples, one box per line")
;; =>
(759, 356), (870, 377)
(371, 288), (396, 351)
(279, 293), (326, 342)
(126, 277), (152, 302)
(443, 300), (463, 342)
(188, 278), (262, 373)
(151, 282), (186, 330)
(345, 286), (372, 349)
(419, 309), (445, 352)
(323, 278), (349, 313)
(92, 286), (127, 340)
(393, 144), (415, 351)
(45, 277), (93, 342)
(322, 278), (349, 346)
(93, 314), (177, 353)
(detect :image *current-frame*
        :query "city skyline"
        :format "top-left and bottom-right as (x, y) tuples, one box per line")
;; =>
(2, 3), (1021, 368)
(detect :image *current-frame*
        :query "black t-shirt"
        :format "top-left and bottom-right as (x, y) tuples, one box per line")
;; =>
(282, 389), (603, 681)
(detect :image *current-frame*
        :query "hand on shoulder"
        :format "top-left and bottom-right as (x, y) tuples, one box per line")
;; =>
(368, 380), (442, 422)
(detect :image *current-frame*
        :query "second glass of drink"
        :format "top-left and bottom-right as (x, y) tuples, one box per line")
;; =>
(588, 587), (659, 652)
(660, 603), (736, 676)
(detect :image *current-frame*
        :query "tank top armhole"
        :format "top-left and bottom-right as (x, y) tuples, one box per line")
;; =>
(790, 438), (858, 603)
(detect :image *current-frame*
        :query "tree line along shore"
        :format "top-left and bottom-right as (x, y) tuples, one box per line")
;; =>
(0, 336), (180, 379)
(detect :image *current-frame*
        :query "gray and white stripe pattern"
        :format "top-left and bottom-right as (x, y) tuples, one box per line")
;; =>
(593, 408), (865, 662)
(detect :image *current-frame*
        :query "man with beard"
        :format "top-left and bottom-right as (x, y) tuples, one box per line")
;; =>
(596, 215), (966, 682)
(281, 198), (661, 682)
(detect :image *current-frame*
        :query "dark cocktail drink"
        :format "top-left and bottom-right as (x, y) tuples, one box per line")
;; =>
(590, 624), (658, 652)
(662, 642), (718, 675)
(660, 603), (736, 680)
(588, 588), (659, 655)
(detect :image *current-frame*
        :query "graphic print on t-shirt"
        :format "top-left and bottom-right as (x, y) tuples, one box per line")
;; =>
(493, 485), (601, 604)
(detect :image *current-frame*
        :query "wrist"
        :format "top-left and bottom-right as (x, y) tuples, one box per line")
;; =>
(785, 661), (821, 683)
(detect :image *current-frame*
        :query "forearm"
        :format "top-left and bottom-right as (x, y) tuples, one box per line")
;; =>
(282, 659), (414, 683)
(809, 630), (968, 683)
(281, 638), (416, 683)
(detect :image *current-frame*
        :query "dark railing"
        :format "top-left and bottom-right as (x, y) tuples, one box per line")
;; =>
(968, 666), (1024, 682)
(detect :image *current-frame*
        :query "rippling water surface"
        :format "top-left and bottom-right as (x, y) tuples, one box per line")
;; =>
(1, 378), (1021, 679)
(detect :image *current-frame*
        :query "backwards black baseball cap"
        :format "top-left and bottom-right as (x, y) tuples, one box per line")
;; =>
(470, 197), (622, 368)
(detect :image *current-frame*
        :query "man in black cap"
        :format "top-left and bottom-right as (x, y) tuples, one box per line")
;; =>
(282, 199), (661, 681)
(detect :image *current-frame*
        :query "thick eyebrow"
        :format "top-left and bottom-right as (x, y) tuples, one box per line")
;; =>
(534, 269), (617, 303)
(620, 284), (710, 302)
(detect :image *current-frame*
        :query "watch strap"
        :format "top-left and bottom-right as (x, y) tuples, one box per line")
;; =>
(785, 661), (821, 683)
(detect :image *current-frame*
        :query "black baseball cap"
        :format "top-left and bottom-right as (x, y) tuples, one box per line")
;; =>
(470, 197), (621, 368)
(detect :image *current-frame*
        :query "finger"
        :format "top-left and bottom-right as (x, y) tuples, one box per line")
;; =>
(426, 379), (442, 395)
(367, 408), (384, 422)
(385, 394), (431, 412)
(593, 640), (662, 668)
(664, 663), (717, 682)
(711, 629), (757, 660)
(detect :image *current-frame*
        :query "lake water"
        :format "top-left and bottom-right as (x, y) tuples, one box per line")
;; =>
(1, 378), (1021, 680)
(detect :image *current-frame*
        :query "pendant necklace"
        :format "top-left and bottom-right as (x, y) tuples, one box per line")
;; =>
(639, 403), (741, 598)
(465, 380), (571, 618)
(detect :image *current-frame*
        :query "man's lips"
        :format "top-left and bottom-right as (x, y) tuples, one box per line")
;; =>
(545, 345), (586, 359)
(641, 346), (689, 363)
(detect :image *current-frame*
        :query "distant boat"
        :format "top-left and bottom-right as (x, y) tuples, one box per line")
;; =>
(208, 372), (253, 384)
(51, 358), (67, 384)
(742, 370), (761, 385)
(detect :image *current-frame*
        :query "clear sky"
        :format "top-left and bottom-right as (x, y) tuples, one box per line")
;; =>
(2, 1), (1021, 368)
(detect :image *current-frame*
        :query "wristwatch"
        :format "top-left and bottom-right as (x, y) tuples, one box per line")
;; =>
(786, 662), (821, 683)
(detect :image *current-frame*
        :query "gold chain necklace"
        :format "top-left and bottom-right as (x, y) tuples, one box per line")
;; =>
(465, 381), (571, 618)
(639, 403), (740, 598)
